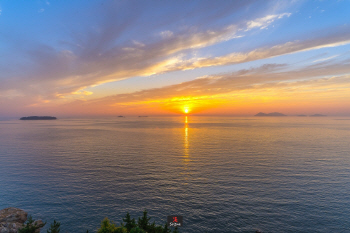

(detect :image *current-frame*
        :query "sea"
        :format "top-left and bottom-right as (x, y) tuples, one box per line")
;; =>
(0, 116), (350, 233)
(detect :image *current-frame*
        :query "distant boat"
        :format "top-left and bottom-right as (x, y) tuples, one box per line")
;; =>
(310, 114), (326, 117)
(20, 116), (57, 120)
(138, 116), (148, 117)
(255, 112), (286, 116)
(118, 116), (125, 118)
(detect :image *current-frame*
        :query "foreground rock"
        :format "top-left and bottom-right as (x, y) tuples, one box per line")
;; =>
(0, 207), (27, 233)
(0, 207), (44, 233)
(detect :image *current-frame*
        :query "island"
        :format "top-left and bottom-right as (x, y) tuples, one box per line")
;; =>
(255, 112), (286, 116)
(310, 114), (327, 117)
(20, 116), (57, 120)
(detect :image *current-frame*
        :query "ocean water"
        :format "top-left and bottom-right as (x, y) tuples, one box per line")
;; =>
(0, 116), (350, 233)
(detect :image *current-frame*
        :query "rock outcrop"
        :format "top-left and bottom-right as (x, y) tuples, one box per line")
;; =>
(0, 207), (44, 233)
(0, 207), (27, 233)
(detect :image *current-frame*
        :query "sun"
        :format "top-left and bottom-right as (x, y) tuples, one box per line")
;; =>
(183, 107), (190, 114)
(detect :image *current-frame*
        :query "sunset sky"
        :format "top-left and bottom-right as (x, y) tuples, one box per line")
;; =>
(1, 0), (350, 117)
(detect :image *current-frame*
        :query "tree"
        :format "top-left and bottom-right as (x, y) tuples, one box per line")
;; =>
(137, 210), (151, 231)
(97, 217), (127, 233)
(97, 217), (117, 233)
(63, 211), (179, 233)
(47, 220), (60, 233)
(18, 215), (46, 233)
(162, 223), (171, 233)
(129, 227), (145, 233)
(122, 213), (136, 232)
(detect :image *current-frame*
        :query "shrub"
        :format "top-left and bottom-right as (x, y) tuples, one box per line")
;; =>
(97, 217), (127, 233)
(96, 210), (178, 233)
(47, 220), (60, 233)
(18, 215), (46, 233)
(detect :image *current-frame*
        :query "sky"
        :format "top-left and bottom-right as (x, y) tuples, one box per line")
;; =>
(1, 0), (350, 117)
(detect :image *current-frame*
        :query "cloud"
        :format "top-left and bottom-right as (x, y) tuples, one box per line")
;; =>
(313, 55), (339, 63)
(2, 22), (350, 102)
(160, 30), (174, 39)
(169, 27), (350, 70)
(0, 0), (291, 102)
(246, 13), (291, 30)
(59, 60), (350, 113)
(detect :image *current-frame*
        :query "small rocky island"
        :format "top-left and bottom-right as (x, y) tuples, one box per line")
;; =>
(310, 114), (327, 117)
(255, 112), (286, 116)
(20, 116), (57, 120)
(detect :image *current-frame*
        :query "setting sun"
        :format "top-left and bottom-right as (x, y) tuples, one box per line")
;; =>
(183, 107), (190, 114)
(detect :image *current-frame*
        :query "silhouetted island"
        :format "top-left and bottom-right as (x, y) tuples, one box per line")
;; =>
(255, 112), (286, 116)
(20, 116), (57, 120)
(310, 114), (327, 117)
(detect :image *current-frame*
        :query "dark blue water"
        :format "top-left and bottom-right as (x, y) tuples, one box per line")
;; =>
(1, 117), (350, 232)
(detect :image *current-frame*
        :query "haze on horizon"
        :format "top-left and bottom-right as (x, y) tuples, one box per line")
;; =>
(1, 0), (350, 117)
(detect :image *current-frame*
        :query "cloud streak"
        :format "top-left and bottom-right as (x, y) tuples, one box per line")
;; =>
(0, 1), (292, 102)
(58, 59), (350, 115)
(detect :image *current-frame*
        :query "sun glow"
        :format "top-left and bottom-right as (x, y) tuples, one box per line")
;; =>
(183, 107), (190, 114)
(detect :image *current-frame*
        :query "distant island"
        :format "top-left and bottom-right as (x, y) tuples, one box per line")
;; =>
(20, 116), (57, 120)
(310, 114), (327, 117)
(255, 112), (286, 116)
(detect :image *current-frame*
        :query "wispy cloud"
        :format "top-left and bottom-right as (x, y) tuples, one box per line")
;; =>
(0, 1), (293, 102)
(169, 27), (350, 70)
(246, 13), (291, 30)
(313, 55), (339, 63)
(58, 60), (350, 114)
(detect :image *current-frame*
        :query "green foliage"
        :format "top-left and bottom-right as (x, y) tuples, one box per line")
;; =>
(162, 223), (170, 233)
(22, 210), (178, 233)
(96, 210), (179, 233)
(97, 217), (117, 233)
(97, 217), (127, 233)
(123, 213), (137, 232)
(18, 215), (46, 233)
(129, 227), (145, 233)
(47, 220), (60, 233)
(137, 210), (151, 231)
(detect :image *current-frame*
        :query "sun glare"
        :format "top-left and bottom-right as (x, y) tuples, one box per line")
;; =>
(183, 107), (190, 114)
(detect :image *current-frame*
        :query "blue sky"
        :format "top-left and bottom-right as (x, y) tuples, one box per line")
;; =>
(1, 0), (350, 116)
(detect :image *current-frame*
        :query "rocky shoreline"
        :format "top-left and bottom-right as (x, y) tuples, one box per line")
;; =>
(0, 208), (43, 233)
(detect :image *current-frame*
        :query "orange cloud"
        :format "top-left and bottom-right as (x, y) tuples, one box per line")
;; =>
(53, 61), (350, 116)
